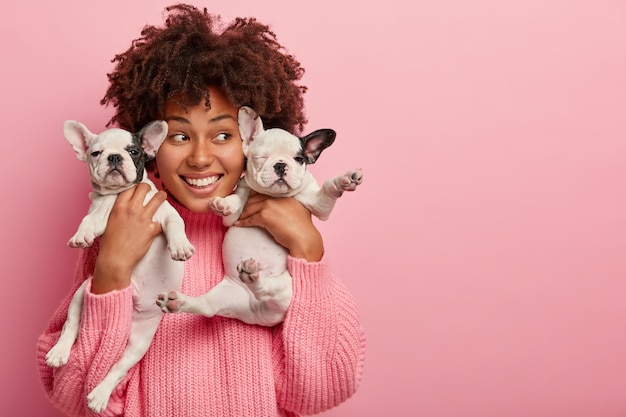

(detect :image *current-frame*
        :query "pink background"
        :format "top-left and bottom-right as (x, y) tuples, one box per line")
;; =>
(2, 1), (625, 416)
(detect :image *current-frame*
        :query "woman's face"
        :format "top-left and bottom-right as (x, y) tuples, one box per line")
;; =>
(156, 87), (245, 212)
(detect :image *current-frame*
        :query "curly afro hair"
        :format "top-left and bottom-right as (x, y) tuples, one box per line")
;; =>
(101, 3), (308, 135)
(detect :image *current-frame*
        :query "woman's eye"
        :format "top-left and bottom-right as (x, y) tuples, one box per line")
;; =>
(170, 133), (188, 142)
(215, 132), (232, 142)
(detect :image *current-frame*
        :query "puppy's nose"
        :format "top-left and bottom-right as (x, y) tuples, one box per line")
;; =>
(108, 154), (123, 165)
(274, 162), (287, 177)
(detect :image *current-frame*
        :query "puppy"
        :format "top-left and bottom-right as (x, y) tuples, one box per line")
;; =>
(156, 106), (362, 326)
(46, 120), (195, 413)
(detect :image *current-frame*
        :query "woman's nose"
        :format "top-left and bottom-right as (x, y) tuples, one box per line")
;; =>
(187, 140), (214, 167)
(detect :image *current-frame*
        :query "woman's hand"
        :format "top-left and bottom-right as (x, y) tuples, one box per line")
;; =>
(91, 183), (167, 294)
(235, 192), (324, 262)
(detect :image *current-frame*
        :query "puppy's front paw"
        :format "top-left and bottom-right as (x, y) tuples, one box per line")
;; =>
(156, 291), (185, 313)
(208, 197), (235, 217)
(325, 168), (364, 197)
(168, 236), (195, 261)
(237, 258), (260, 285)
(338, 168), (363, 191)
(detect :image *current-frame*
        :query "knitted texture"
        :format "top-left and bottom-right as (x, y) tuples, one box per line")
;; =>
(36, 199), (365, 417)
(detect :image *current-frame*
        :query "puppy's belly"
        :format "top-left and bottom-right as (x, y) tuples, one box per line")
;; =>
(132, 234), (185, 314)
(222, 227), (288, 278)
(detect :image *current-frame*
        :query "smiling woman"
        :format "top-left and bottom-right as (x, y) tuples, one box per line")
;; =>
(7, 0), (626, 416)
(34, 4), (365, 417)
(157, 88), (245, 212)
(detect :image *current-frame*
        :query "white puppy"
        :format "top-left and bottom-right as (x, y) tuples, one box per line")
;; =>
(156, 106), (362, 326)
(46, 120), (195, 413)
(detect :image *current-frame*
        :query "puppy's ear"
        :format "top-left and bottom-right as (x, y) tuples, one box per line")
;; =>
(238, 106), (264, 151)
(63, 120), (96, 162)
(301, 129), (336, 164)
(138, 120), (168, 159)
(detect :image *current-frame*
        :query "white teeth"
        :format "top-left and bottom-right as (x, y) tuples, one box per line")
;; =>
(185, 176), (219, 187)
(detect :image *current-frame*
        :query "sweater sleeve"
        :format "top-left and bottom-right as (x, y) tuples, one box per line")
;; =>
(273, 255), (366, 415)
(36, 244), (135, 417)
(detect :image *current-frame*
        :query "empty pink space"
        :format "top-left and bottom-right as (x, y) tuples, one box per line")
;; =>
(1, 1), (625, 416)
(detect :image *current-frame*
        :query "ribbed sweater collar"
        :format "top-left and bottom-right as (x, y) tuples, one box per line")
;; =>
(166, 196), (227, 239)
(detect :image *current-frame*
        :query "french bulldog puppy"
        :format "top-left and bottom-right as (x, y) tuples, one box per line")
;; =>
(46, 120), (195, 413)
(156, 106), (362, 326)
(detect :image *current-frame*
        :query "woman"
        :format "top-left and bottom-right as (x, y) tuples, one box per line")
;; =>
(37, 4), (365, 416)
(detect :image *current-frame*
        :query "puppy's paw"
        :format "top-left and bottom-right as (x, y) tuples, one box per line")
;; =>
(338, 168), (363, 191)
(237, 258), (260, 285)
(87, 383), (113, 414)
(168, 236), (195, 261)
(156, 291), (184, 313)
(45, 343), (72, 368)
(208, 197), (235, 217)
(67, 230), (97, 248)
(325, 169), (364, 197)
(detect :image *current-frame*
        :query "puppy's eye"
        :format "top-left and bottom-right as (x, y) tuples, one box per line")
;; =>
(90, 151), (101, 157)
(294, 156), (305, 164)
(128, 149), (139, 156)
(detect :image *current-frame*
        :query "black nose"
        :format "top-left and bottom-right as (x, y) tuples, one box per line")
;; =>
(274, 162), (287, 177)
(108, 154), (123, 165)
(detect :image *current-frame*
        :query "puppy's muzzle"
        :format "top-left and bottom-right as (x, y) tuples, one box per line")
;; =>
(274, 162), (287, 177)
(108, 154), (123, 167)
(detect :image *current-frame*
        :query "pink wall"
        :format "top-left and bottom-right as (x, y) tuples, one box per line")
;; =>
(2, 1), (625, 416)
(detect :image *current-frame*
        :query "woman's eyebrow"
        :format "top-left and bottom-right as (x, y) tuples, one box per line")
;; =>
(209, 114), (237, 123)
(165, 115), (190, 124)
(164, 114), (236, 124)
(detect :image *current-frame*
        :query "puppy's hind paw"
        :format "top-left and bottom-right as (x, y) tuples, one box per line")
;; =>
(156, 291), (184, 313)
(45, 345), (71, 368)
(67, 232), (96, 248)
(237, 258), (260, 285)
(87, 384), (113, 414)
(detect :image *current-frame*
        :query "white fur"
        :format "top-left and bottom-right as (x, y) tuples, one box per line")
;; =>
(156, 106), (362, 326)
(46, 121), (195, 413)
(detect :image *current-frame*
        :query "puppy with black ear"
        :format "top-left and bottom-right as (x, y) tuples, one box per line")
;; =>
(156, 106), (363, 327)
(46, 120), (195, 414)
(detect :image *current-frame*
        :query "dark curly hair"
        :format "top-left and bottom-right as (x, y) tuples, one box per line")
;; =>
(101, 3), (308, 136)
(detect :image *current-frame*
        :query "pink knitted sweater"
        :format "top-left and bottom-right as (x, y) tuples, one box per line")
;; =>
(36, 199), (365, 417)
